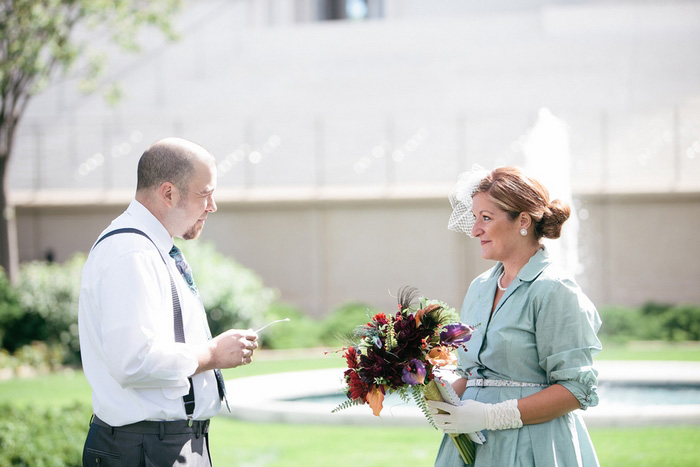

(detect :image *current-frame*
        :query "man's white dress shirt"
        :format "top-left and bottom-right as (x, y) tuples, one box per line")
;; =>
(79, 200), (221, 426)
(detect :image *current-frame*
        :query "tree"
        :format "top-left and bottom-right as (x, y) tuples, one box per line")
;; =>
(0, 0), (181, 281)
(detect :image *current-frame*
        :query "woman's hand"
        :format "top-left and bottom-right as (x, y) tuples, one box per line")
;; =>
(427, 399), (489, 434)
(427, 399), (523, 434)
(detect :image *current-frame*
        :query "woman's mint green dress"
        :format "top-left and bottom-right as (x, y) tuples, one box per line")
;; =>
(435, 247), (602, 466)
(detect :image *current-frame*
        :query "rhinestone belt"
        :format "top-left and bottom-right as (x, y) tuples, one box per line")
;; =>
(466, 379), (548, 388)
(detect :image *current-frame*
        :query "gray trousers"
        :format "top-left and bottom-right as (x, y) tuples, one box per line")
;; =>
(82, 416), (212, 467)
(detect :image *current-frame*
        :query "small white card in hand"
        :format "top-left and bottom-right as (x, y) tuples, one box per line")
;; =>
(434, 376), (462, 406)
(434, 376), (487, 445)
(255, 318), (290, 333)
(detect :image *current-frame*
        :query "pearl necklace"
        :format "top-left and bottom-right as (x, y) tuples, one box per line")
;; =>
(497, 271), (508, 292)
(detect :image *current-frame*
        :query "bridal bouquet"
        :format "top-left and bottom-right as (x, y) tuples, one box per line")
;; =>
(333, 287), (478, 464)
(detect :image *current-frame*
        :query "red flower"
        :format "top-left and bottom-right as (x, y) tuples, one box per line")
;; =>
(347, 370), (369, 401)
(344, 347), (359, 369)
(372, 313), (388, 325)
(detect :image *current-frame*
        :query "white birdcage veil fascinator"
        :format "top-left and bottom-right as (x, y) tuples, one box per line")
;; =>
(448, 165), (491, 237)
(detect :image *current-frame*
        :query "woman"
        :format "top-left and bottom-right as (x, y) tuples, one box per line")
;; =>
(427, 166), (602, 466)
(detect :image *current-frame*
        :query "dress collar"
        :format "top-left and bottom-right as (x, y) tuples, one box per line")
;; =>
(515, 245), (551, 283)
(489, 245), (551, 282)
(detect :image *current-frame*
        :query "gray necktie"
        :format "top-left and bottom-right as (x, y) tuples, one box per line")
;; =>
(169, 245), (230, 412)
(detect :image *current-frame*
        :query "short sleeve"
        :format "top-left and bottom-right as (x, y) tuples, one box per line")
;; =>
(534, 278), (602, 409)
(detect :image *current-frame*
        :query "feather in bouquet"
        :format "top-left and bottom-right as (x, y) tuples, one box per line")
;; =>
(333, 286), (478, 464)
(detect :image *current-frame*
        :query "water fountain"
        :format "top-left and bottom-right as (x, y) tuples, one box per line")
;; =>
(522, 108), (582, 278)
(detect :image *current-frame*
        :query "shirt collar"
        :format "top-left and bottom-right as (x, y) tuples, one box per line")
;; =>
(125, 199), (174, 256)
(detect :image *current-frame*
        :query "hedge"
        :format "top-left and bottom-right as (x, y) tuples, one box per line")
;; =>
(0, 402), (90, 467)
(0, 240), (277, 365)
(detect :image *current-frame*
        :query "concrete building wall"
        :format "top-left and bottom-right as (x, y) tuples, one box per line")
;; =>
(16, 190), (700, 317)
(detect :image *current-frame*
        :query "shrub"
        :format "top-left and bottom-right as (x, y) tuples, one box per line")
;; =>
(178, 240), (277, 336)
(597, 306), (662, 343)
(597, 302), (700, 343)
(2, 241), (276, 365)
(0, 269), (24, 350)
(641, 301), (674, 316)
(259, 302), (322, 349)
(658, 305), (700, 341)
(8, 255), (85, 363)
(319, 302), (382, 347)
(256, 301), (385, 349)
(0, 402), (90, 467)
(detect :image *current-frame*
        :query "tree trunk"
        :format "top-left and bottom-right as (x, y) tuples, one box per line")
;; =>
(0, 152), (19, 283)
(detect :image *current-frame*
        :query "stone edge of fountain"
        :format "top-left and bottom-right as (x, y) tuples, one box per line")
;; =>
(221, 362), (700, 427)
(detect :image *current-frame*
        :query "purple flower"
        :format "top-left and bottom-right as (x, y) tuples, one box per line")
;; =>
(401, 359), (426, 386)
(440, 323), (474, 345)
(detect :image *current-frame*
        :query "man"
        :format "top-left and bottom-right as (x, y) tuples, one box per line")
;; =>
(79, 137), (258, 466)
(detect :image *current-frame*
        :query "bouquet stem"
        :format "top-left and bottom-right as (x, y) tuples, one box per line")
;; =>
(424, 380), (476, 465)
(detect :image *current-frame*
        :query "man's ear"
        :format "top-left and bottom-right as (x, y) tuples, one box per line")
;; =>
(158, 182), (177, 207)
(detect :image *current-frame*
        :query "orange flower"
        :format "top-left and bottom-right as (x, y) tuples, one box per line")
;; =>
(414, 303), (440, 325)
(366, 385), (385, 416)
(427, 346), (457, 367)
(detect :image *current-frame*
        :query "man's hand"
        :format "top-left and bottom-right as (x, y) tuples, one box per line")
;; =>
(195, 329), (258, 373)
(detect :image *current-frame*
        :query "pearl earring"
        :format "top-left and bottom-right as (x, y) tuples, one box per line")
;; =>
(520, 228), (528, 237)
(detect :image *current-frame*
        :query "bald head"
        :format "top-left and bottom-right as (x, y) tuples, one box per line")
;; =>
(136, 138), (214, 196)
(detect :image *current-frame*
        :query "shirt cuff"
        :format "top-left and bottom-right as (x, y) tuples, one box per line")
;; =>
(161, 348), (199, 400)
(558, 379), (599, 410)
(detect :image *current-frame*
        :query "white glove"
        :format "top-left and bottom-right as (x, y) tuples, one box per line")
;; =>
(426, 399), (523, 434)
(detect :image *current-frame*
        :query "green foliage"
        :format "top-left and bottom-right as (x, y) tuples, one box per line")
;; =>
(13, 255), (85, 361)
(0, 0), (182, 105)
(598, 302), (700, 343)
(255, 301), (385, 350)
(1, 241), (277, 365)
(330, 397), (361, 413)
(319, 302), (381, 347)
(0, 401), (91, 467)
(12, 341), (66, 372)
(641, 301), (674, 316)
(0, 269), (24, 349)
(257, 302), (321, 350)
(410, 385), (437, 429)
(177, 240), (277, 336)
(658, 305), (700, 341)
(419, 296), (460, 325)
(597, 305), (662, 343)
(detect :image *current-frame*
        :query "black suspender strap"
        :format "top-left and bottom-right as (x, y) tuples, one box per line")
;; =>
(94, 228), (196, 420)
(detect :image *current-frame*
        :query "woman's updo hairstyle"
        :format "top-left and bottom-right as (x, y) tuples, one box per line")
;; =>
(475, 166), (570, 240)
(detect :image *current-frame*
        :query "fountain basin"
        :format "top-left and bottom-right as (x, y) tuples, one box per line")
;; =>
(222, 361), (700, 427)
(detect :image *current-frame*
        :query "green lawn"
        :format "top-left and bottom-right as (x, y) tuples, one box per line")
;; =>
(597, 340), (700, 361)
(206, 418), (700, 467)
(1, 342), (699, 466)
